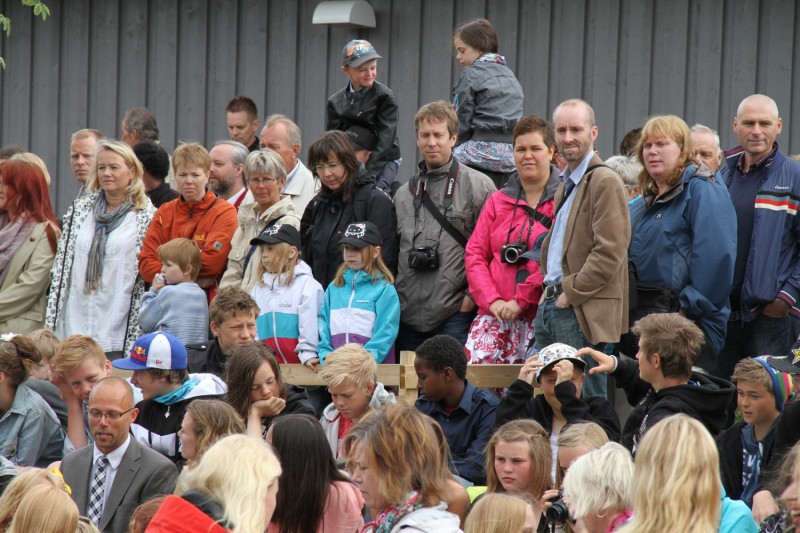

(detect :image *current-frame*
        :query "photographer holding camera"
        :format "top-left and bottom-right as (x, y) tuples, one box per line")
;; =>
(394, 101), (496, 350)
(464, 116), (560, 364)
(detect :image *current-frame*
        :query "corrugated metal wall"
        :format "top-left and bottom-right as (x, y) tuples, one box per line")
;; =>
(1, 0), (799, 215)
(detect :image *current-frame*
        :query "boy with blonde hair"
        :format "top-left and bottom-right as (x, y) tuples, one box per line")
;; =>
(718, 357), (792, 506)
(318, 343), (395, 457)
(138, 237), (209, 344)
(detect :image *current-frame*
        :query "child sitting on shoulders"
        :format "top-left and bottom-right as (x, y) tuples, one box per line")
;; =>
(138, 237), (208, 345)
(315, 221), (399, 366)
(249, 223), (323, 365)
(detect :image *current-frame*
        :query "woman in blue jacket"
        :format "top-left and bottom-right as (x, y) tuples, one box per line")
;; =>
(628, 115), (736, 372)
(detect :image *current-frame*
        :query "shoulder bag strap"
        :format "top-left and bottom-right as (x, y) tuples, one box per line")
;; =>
(421, 192), (468, 248)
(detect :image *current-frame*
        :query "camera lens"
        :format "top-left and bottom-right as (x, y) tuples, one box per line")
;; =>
(504, 247), (520, 264)
(545, 500), (570, 524)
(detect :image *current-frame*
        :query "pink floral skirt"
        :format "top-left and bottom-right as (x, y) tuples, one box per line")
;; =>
(465, 314), (535, 364)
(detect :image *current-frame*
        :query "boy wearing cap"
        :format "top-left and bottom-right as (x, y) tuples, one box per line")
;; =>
(345, 124), (377, 165)
(113, 331), (227, 465)
(315, 221), (400, 366)
(326, 39), (401, 193)
(248, 223), (324, 365)
(579, 313), (735, 453)
(414, 334), (499, 485)
(718, 357), (792, 506)
(138, 237), (209, 345)
(496, 342), (621, 443)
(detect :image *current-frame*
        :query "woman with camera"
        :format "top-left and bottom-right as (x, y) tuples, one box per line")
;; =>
(465, 116), (559, 364)
(300, 130), (398, 288)
(626, 115), (736, 371)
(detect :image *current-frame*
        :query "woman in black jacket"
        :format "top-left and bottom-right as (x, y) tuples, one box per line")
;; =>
(300, 130), (398, 287)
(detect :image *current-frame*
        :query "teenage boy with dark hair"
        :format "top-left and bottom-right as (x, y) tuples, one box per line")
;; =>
(580, 312), (735, 453)
(717, 357), (791, 506)
(113, 331), (226, 465)
(413, 334), (498, 485)
(495, 342), (621, 442)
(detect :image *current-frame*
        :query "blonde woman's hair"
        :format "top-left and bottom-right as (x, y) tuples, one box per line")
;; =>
(86, 140), (149, 210)
(347, 401), (449, 508)
(333, 243), (394, 287)
(635, 115), (694, 197)
(319, 343), (378, 390)
(618, 415), (720, 533)
(0, 468), (70, 531)
(485, 419), (552, 501)
(464, 493), (532, 533)
(256, 242), (298, 287)
(555, 422), (609, 487)
(176, 434), (282, 533)
(7, 483), (78, 533)
(28, 328), (60, 365)
(562, 442), (634, 520)
(10, 152), (52, 186)
(184, 399), (245, 467)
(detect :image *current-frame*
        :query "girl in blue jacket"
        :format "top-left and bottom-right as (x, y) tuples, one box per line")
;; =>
(315, 222), (400, 365)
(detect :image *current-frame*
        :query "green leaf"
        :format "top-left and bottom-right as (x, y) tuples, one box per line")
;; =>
(21, 0), (36, 7)
(0, 16), (10, 37)
(33, 4), (41, 16)
(0, 57), (6, 70)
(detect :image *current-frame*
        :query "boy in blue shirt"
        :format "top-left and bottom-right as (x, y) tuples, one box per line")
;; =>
(326, 39), (401, 193)
(138, 237), (209, 345)
(414, 334), (498, 485)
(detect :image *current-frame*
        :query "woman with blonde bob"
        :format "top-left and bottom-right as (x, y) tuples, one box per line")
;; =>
(151, 434), (282, 533)
(7, 483), (78, 533)
(464, 493), (539, 533)
(562, 442), (634, 533)
(0, 467), (70, 531)
(625, 115), (736, 372)
(484, 419), (552, 525)
(347, 401), (461, 532)
(618, 415), (720, 533)
(47, 139), (156, 354)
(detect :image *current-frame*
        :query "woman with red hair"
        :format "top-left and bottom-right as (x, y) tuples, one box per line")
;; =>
(0, 158), (60, 333)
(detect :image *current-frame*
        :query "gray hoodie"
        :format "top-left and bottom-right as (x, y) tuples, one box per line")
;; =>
(320, 382), (395, 458)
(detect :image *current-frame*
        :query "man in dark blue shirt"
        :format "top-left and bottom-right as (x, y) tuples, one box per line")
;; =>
(413, 334), (498, 485)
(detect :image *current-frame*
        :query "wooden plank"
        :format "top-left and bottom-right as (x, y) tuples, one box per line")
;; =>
(294, 0), (329, 149)
(547, 0), (585, 112)
(418, 1), (456, 106)
(1, 0), (32, 149)
(516, 0), (552, 118)
(280, 364), (403, 387)
(174, 0), (209, 145)
(614, 0), (653, 151)
(207, 0), (239, 144)
(684, 0), (724, 133)
(146, 0), (178, 150)
(55, 0), (92, 215)
(265, 0), (298, 120)
(789, 1), (800, 154)
(88, 0), (120, 138)
(755, 0), (794, 147)
(235, 0), (268, 107)
(582, 0), (620, 158)
(117, 1), (149, 114)
(649, 0), (689, 117)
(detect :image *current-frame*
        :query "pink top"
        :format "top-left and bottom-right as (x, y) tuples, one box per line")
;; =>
(268, 480), (365, 533)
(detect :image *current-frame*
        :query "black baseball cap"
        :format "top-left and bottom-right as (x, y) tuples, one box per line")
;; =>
(338, 221), (382, 248)
(250, 224), (301, 248)
(345, 125), (378, 151)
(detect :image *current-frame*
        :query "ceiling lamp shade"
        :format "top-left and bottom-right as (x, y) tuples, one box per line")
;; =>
(312, 1), (376, 28)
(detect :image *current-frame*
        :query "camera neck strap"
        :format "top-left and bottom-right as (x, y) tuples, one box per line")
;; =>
(410, 161), (467, 248)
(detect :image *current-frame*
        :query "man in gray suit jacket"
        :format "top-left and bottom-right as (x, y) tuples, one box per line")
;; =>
(61, 377), (178, 533)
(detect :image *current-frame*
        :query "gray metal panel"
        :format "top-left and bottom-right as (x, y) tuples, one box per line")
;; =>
(685, 0), (724, 134)
(266, 1), (299, 123)
(88, 0), (120, 137)
(208, 0), (239, 145)
(1, 0), (33, 150)
(174, 0), (209, 145)
(146, 0), (178, 152)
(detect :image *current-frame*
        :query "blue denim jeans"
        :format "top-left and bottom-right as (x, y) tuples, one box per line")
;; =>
(714, 313), (791, 381)
(531, 299), (608, 398)
(397, 310), (477, 352)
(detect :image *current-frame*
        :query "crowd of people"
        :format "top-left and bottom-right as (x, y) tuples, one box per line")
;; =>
(2, 15), (800, 533)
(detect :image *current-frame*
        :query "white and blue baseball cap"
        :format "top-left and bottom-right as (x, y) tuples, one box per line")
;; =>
(112, 331), (188, 371)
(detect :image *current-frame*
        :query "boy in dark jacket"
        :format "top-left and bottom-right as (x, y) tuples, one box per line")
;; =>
(496, 342), (621, 442)
(579, 313), (735, 454)
(326, 39), (401, 193)
(717, 357), (791, 506)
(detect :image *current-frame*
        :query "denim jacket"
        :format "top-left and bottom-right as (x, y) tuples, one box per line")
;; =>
(0, 385), (64, 467)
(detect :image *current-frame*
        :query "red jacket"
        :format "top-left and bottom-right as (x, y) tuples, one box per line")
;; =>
(465, 171), (558, 319)
(139, 191), (238, 283)
(146, 495), (228, 533)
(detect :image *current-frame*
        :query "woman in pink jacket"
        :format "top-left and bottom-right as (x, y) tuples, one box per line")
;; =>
(465, 116), (559, 364)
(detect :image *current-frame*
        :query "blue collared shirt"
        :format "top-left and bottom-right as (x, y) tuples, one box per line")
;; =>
(544, 150), (596, 285)
(415, 381), (498, 484)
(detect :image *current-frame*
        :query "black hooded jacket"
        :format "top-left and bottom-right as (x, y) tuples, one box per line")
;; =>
(612, 357), (736, 453)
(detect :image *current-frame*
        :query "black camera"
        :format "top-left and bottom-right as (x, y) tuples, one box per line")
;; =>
(545, 496), (570, 524)
(408, 247), (439, 271)
(500, 241), (527, 264)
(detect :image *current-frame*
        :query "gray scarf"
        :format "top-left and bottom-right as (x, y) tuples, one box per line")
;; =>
(84, 192), (134, 294)
(0, 212), (35, 285)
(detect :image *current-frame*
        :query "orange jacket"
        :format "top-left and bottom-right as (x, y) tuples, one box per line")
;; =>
(139, 191), (238, 283)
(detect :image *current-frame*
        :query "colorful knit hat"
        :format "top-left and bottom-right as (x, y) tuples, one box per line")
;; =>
(753, 356), (794, 412)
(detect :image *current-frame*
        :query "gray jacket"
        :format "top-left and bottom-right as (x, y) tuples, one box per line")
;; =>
(389, 503), (462, 533)
(394, 159), (495, 331)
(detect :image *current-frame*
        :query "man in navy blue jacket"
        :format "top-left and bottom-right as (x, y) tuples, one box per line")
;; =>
(717, 94), (800, 381)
